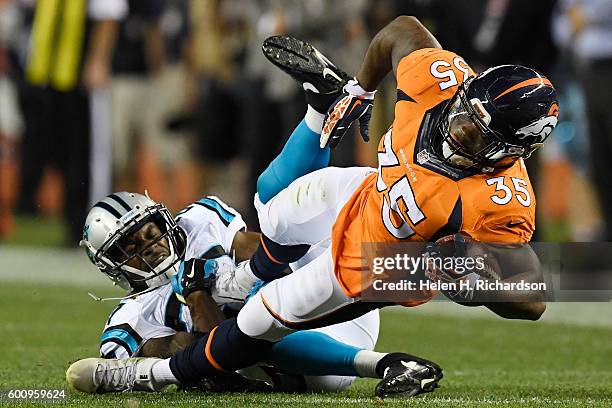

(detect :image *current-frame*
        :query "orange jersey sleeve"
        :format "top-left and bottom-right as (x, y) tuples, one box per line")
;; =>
(396, 48), (475, 112)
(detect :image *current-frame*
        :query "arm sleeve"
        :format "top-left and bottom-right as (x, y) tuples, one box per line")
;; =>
(99, 299), (176, 358)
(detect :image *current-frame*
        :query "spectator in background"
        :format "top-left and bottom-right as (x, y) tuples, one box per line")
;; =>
(553, 0), (612, 240)
(239, 0), (371, 227)
(110, 0), (167, 200)
(16, 0), (126, 245)
(0, 0), (23, 238)
(186, 0), (250, 206)
(110, 0), (196, 210)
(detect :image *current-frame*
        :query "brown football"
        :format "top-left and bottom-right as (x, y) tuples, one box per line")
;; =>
(434, 232), (502, 280)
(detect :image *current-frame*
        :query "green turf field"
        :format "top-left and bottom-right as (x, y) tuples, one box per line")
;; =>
(1, 273), (610, 408)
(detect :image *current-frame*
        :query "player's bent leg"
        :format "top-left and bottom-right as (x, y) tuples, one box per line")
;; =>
(257, 108), (329, 205)
(237, 246), (370, 341)
(255, 167), (375, 246)
(261, 310), (381, 392)
(239, 166), (374, 285)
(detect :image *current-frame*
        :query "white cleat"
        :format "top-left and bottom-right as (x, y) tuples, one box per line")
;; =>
(66, 357), (163, 394)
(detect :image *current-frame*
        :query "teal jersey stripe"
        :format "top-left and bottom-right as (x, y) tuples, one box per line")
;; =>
(100, 329), (139, 354)
(197, 198), (235, 224)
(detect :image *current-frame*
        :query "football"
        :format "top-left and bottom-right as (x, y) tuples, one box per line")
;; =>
(432, 232), (502, 281)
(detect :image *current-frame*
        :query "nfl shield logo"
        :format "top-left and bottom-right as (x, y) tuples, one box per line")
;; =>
(417, 150), (430, 164)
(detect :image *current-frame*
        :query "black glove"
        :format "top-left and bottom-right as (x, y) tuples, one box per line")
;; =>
(172, 258), (217, 299)
(320, 79), (375, 149)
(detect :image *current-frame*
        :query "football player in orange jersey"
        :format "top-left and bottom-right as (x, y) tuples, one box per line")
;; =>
(65, 17), (558, 398)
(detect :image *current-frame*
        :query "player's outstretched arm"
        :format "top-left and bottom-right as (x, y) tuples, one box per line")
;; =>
(477, 244), (546, 321)
(356, 16), (441, 91)
(320, 16), (440, 148)
(140, 291), (225, 358)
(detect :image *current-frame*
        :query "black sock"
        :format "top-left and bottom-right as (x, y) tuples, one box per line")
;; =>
(249, 235), (310, 281)
(169, 318), (274, 383)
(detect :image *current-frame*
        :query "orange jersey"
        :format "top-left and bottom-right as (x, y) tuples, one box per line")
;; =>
(331, 49), (535, 300)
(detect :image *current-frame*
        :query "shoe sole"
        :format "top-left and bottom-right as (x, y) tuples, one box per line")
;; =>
(262, 36), (349, 89)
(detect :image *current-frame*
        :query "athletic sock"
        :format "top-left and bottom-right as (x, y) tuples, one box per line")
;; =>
(266, 331), (362, 377)
(374, 352), (412, 378)
(168, 318), (274, 382)
(354, 350), (388, 378)
(150, 359), (179, 388)
(248, 235), (310, 281)
(304, 105), (325, 132)
(257, 115), (329, 205)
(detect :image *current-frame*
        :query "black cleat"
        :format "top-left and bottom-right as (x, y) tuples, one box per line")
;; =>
(262, 35), (352, 113)
(375, 353), (443, 399)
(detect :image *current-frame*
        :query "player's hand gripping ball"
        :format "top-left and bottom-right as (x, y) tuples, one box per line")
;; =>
(424, 232), (502, 302)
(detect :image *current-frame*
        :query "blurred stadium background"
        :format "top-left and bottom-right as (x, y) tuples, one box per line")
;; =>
(0, 0), (611, 405)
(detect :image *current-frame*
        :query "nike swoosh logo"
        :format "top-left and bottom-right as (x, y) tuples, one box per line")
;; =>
(185, 263), (195, 279)
(323, 67), (342, 82)
(421, 378), (435, 388)
(347, 100), (362, 116)
(506, 220), (526, 228)
(401, 360), (419, 370)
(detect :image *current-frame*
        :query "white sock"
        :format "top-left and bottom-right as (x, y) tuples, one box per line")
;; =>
(150, 359), (179, 388)
(304, 105), (325, 134)
(354, 350), (388, 378)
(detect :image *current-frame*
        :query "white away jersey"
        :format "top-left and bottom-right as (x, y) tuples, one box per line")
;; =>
(99, 196), (245, 358)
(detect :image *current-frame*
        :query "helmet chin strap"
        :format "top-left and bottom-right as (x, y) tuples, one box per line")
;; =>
(93, 242), (182, 301)
(88, 259), (181, 302)
(87, 284), (162, 302)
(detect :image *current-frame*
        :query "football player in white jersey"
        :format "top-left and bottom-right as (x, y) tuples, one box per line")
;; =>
(87, 191), (380, 392)
(70, 39), (443, 394)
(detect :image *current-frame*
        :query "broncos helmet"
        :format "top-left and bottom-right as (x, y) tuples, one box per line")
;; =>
(437, 65), (559, 171)
(80, 192), (186, 293)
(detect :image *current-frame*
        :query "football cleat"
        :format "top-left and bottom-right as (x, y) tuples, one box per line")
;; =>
(66, 357), (163, 393)
(375, 353), (443, 398)
(262, 35), (352, 113)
